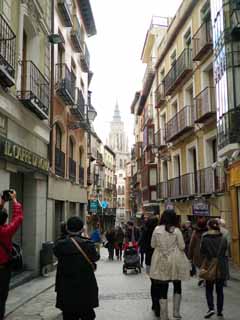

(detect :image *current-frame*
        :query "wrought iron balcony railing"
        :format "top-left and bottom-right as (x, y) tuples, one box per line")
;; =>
(80, 43), (90, 72)
(192, 20), (213, 61)
(163, 48), (192, 95)
(87, 167), (93, 185)
(17, 60), (49, 120)
(154, 129), (166, 148)
(166, 105), (194, 142)
(158, 167), (225, 199)
(57, 0), (73, 27)
(194, 87), (216, 123)
(79, 165), (84, 185)
(70, 88), (85, 120)
(0, 13), (16, 87)
(71, 15), (84, 52)
(155, 82), (166, 108)
(55, 147), (65, 177)
(55, 63), (75, 105)
(69, 158), (76, 181)
(218, 107), (240, 151)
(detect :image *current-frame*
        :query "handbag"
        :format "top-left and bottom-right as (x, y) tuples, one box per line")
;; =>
(70, 237), (97, 272)
(199, 237), (224, 281)
(0, 240), (23, 272)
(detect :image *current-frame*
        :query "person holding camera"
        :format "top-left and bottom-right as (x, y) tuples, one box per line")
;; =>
(0, 189), (23, 320)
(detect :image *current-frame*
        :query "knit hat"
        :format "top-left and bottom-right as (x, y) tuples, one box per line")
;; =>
(66, 216), (84, 234)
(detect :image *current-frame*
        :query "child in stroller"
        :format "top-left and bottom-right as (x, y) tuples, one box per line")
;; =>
(122, 241), (141, 274)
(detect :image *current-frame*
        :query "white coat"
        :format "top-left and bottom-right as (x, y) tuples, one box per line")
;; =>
(149, 225), (190, 281)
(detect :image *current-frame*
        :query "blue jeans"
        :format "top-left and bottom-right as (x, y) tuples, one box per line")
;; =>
(205, 280), (224, 313)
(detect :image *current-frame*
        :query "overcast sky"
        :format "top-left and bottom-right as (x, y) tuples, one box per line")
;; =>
(88, 0), (182, 147)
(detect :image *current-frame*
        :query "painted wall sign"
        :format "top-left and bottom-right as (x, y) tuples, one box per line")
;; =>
(0, 136), (49, 173)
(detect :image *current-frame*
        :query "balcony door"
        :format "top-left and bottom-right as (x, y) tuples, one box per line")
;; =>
(188, 147), (198, 193)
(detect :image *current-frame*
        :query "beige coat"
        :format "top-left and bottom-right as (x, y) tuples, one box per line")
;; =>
(149, 226), (190, 281)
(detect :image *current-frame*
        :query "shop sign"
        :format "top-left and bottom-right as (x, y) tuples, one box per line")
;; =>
(192, 199), (209, 216)
(89, 200), (99, 212)
(0, 136), (49, 173)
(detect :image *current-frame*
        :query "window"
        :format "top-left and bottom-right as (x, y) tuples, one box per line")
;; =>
(79, 148), (83, 166)
(56, 124), (62, 150)
(122, 186), (125, 194)
(170, 50), (176, 66)
(184, 28), (192, 48)
(120, 159), (123, 168)
(69, 137), (74, 159)
(201, 0), (211, 23)
(118, 186), (121, 194)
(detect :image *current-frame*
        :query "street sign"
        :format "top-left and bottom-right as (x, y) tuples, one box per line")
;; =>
(90, 200), (99, 212)
(192, 198), (209, 216)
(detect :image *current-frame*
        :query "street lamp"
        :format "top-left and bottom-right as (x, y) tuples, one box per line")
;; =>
(87, 103), (97, 122)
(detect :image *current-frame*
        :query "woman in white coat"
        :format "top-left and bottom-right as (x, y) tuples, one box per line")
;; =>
(150, 210), (190, 320)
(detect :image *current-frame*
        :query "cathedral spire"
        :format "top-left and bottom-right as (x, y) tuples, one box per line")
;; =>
(113, 100), (121, 122)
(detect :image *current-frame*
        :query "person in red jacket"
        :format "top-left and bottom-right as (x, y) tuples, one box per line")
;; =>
(0, 190), (23, 320)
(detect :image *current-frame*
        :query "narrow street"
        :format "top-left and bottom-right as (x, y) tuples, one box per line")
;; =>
(6, 249), (240, 320)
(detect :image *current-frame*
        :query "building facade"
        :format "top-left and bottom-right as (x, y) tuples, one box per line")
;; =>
(48, 0), (97, 242)
(0, 0), (50, 273)
(130, 4), (232, 233)
(107, 103), (130, 224)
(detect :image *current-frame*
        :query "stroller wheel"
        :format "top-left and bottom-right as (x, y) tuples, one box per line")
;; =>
(123, 266), (127, 274)
(138, 267), (141, 273)
(135, 268), (138, 274)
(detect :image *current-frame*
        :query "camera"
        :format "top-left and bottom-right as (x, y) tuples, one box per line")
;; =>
(1, 189), (14, 202)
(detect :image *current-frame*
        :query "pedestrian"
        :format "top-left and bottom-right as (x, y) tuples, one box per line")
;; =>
(0, 190), (23, 320)
(105, 228), (115, 260)
(125, 221), (140, 244)
(181, 220), (193, 255)
(54, 216), (99, 320)
(90, 223), (102, 256)
(114, 225), (124, 260)
(138, 216), (149, 268)
(200, 218), (228, 319)
(150, 209), (190, 320)
(188, 216), (208, 286)
(144, 215), (160, 317)
(218, 218), (231, 285)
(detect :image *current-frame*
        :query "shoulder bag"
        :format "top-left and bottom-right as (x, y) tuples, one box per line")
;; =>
(0, 240), (23, 272)
(70, 237), (96, 272)
(199, 237), (224, 281)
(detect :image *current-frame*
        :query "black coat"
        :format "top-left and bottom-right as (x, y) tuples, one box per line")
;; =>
(200, 231), (228, 280)
(144, 218), (159, 266)
(54, 235), (100, 312)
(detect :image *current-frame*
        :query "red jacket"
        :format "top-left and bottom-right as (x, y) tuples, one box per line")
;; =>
(0, 201), (23, 265)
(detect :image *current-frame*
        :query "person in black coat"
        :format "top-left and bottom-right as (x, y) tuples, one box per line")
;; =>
(200, 218), (228, 319)
(144, 215), (160, 317)
(54, 217), (100, 320)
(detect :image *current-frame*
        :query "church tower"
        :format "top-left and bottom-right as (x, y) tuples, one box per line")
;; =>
(107, 102), (130, 224)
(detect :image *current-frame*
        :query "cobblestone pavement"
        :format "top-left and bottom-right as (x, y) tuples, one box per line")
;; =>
(6, 249), (240, 320)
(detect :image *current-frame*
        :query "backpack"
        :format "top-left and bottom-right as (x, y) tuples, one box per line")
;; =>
(0, 240), (23, 272)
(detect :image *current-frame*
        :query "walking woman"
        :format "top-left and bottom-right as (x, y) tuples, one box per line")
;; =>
(105, 228), (116, 260)
(150, 210), (190, 320)
(54, 217), (99, 320)
(200, 218), (228, 319)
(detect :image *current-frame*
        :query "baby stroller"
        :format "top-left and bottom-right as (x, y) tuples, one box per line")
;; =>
(122, 242), (141, 274)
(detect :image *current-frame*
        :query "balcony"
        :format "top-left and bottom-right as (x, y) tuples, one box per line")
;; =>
(71, 15), (83, 52)
(17, 61), (49, 120)
(55, 147), (65, 177)
(218, 107), (240, 152)
(158, 167), (225, 199)
(163, 48), (192, 95)
(69, 158), (76, 181)
(158, 181), (168, 199)
(87, 167), (93, 185)
(197, 167), (226, 194)
(55, 63), (75, 105)
(143, 125), (154, 150)
(57, 0), (73, 27)
(143, 104), (153, 127)
(166, 105), (194, 142)
(79, 166), (84, 185)
(80, 43), (90, 72)
(0, 14), (16, 88)
(70, 88), (85, 120)
(192, 20), (213, 61)
(154, 129), (166, 149)
(155, 83), (166, 108)
(194, 87), (216, 123)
